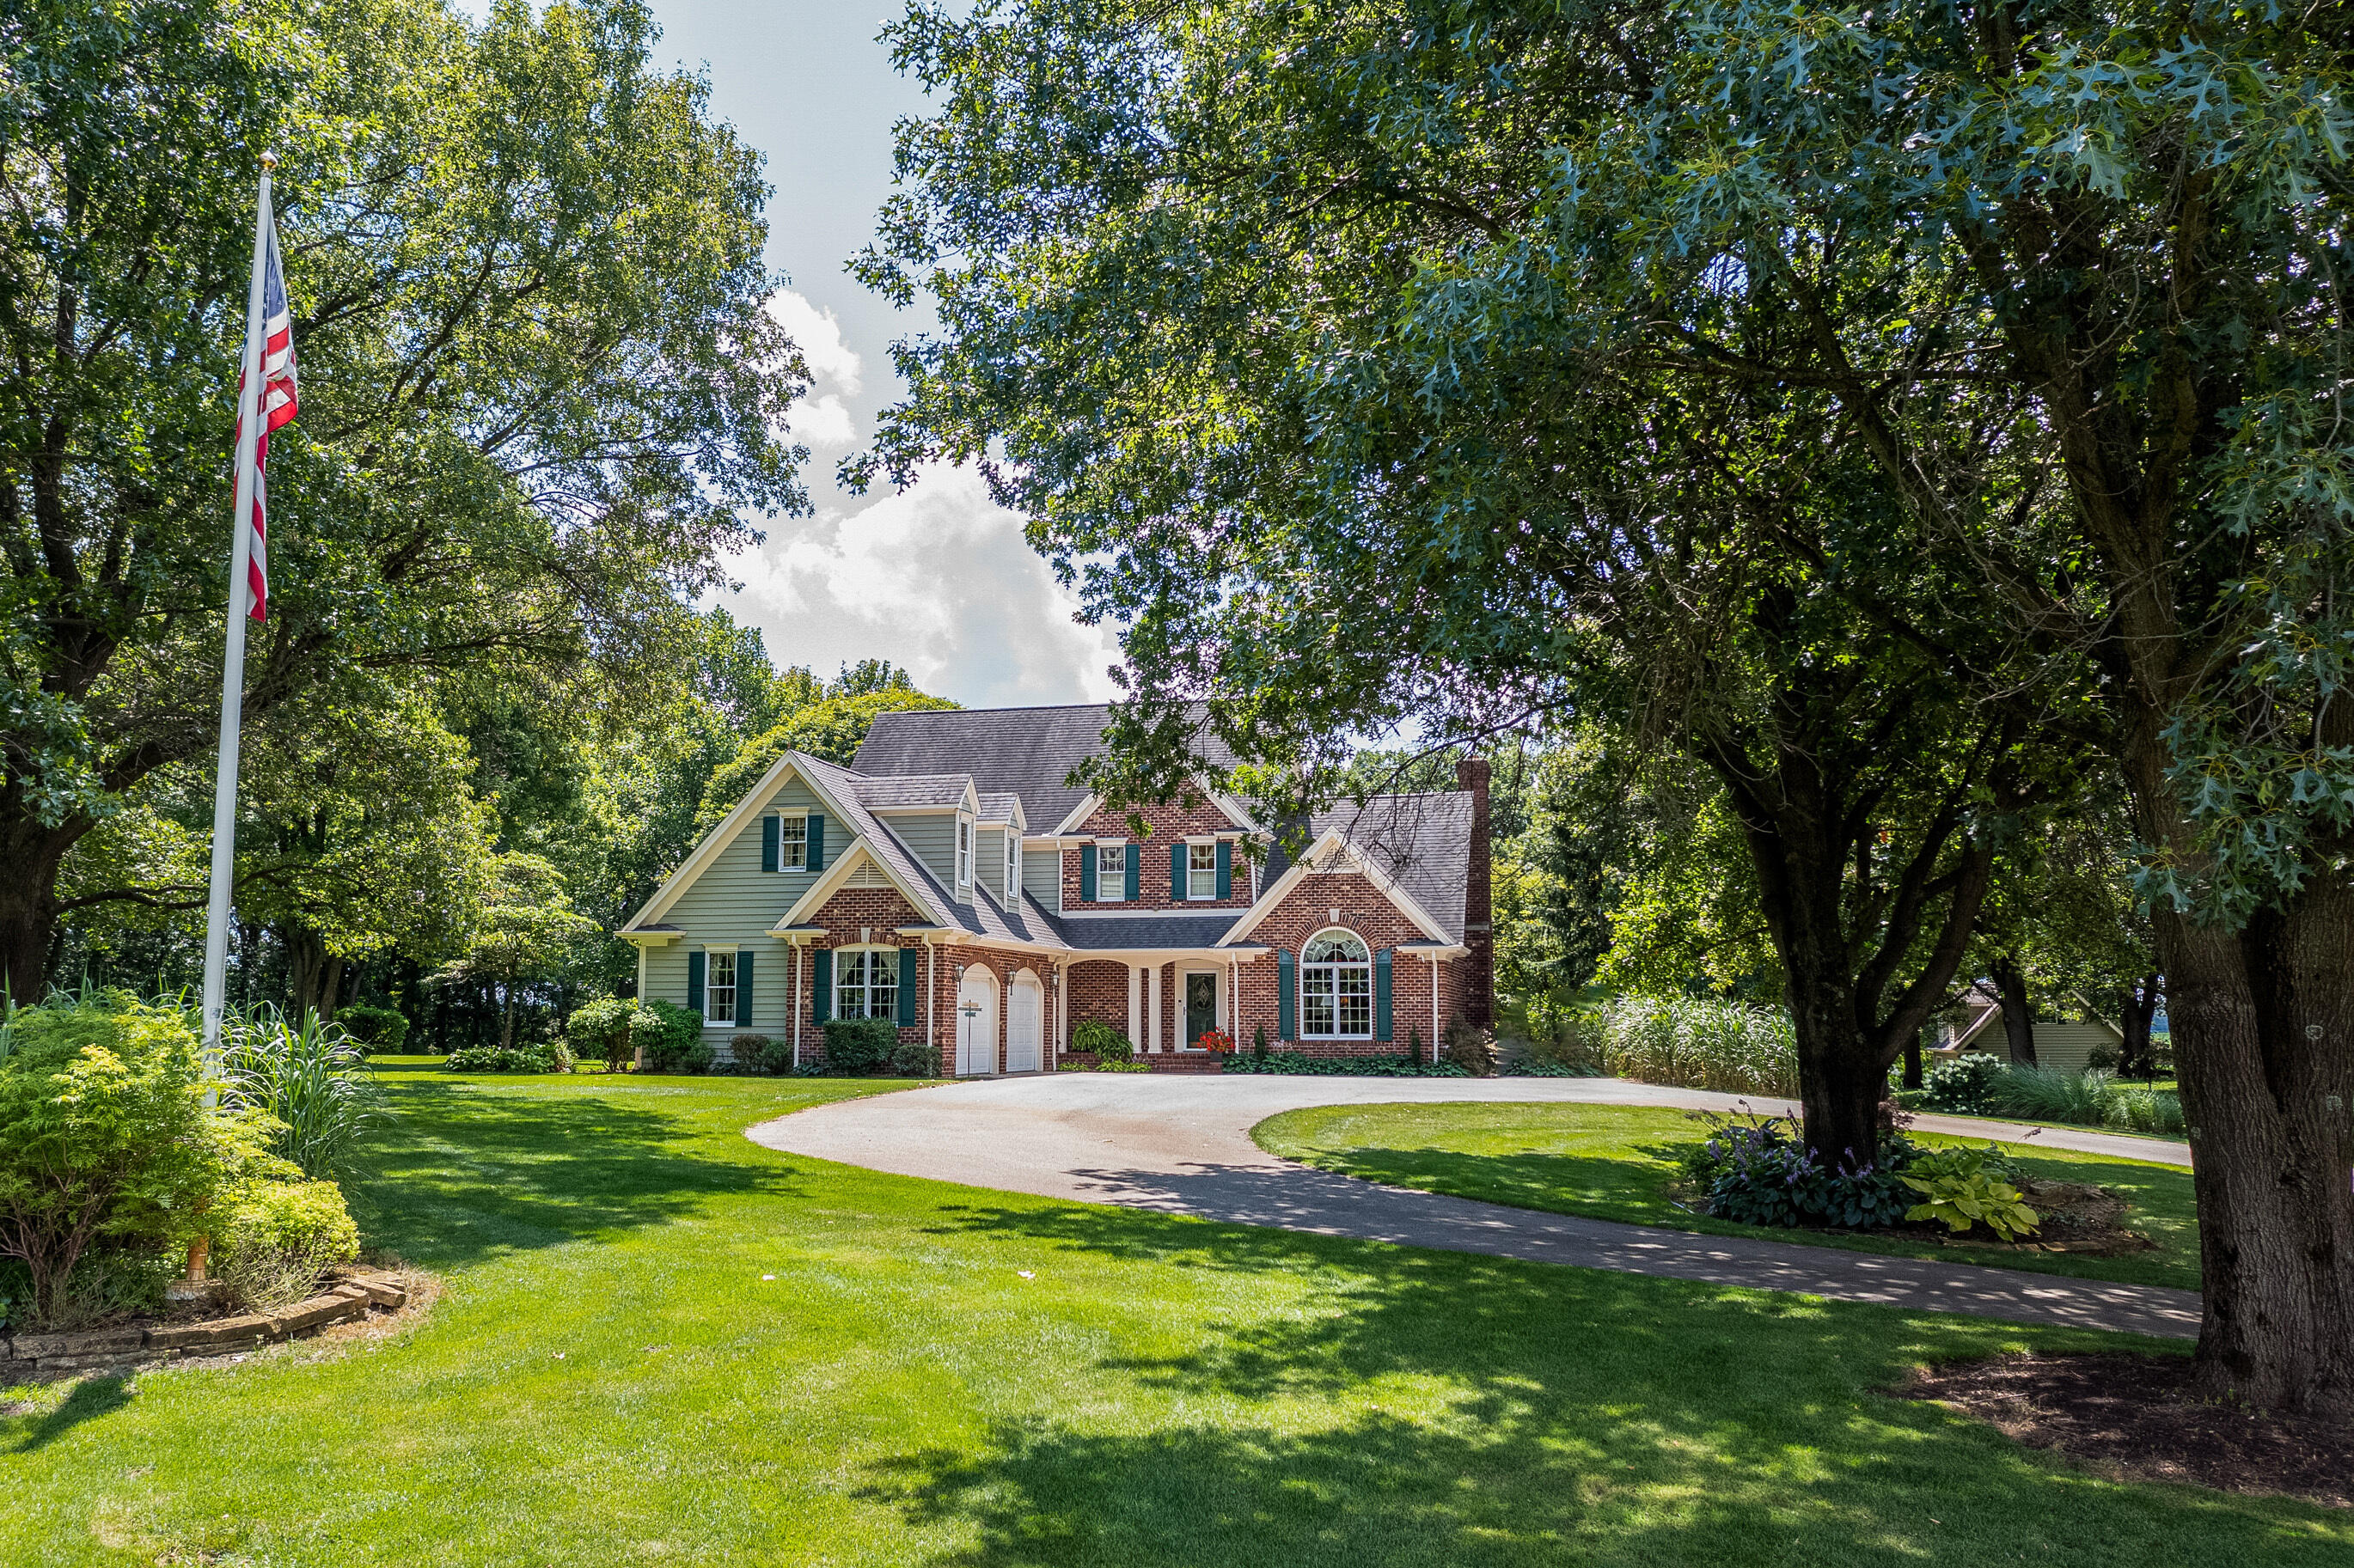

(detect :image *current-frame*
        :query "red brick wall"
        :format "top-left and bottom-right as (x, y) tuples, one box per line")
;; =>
(928, 943), (1059, 1075)
(792, 887), (927, 1068)
(1228, 870), (1465, 1058)
(1061, 798), (1258, 912)
(1067, 959), (1131, 1045)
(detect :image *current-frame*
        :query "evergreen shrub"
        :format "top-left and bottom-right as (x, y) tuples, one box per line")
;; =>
(335, 1004), (410, 1055)
(820, 1017), (899, 1075)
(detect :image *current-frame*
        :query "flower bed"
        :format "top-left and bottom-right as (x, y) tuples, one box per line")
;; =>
(0, 1268), (417, 1382)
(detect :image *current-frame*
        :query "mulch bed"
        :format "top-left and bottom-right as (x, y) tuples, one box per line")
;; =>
(1902, 1353), (2353, 1509)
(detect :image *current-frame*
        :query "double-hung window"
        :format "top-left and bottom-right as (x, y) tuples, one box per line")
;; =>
(1186, 842), (1218, 900)
(835, 949), (898, 1021)
(1095, 843), (1126, 901)
(1299, 930), (1371, 1038)
(1006, 833), (1019, 901)
(705, 950), (737, 1028)
(956, 817), (973, 887)
(776, 815), (807, 870)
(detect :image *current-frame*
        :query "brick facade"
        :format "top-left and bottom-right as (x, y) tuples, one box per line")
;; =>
(789, 887), (930, 1070)
(1230, 869), (1464, 1059)
(1066, 958), (1131, 1040)
(1061, 798), (1258, 912)
(928, 943), (1059, 1076)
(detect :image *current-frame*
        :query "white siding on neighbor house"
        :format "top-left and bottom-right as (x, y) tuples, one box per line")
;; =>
(657, 772), (828, 1039)
(1962, 1016), (2125, 1076)
(1023, 846), (1061, 910)
(881, 809), (957, 892)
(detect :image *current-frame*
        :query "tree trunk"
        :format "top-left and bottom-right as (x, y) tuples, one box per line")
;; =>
(318, 955), (345, 1023)
(0, 821), (79, 1003)
(1989, 952), (2037, 1066)
(1902, 1028), (1924, 1090)
(284, 924), (327, 1021)
(499, 977), (516, 1051)
(2118, 973), (2160, 1080)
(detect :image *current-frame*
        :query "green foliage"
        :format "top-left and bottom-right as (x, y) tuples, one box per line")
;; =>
(630, 999), (706, 1073)
(445, 1041), (573, 1073)
(889, 1038), (939, 1077)
(1904, 1148), (2043, 1242)
(1220, 1052), (1470, 1077)
(0, 992), (247, 1324)
(1594, 998), (1798, 1098)
(217, 1177), (363, 1310)
(566, 997), (639, 1071)
(1679, 1114), (1918, 1231)
(819, 1017), (900, 1076)
(1994, 1066), (2187, 1137)
(694, 686), (960, 834)
(336, 1005), (412, 1056)
(7, 0), (809, 998)
(1921, 1054), (2007, 1116)
(1071, 1019), (1133, 1063)
(730, 1034), (792, 1075)
(218, 1005), (388, 1179)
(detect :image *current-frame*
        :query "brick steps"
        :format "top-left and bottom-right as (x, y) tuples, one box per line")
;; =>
(1141, 1054), (1226, 1073)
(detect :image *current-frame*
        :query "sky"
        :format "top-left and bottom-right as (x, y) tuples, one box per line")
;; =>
(644, 1), (1124, 708)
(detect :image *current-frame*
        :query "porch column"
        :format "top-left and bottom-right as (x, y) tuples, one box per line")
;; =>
(1146, 964), (1161, 1052)
(1127, 963), (1141, 1048)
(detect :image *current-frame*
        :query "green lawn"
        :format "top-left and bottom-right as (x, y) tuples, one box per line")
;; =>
(5, 1069), (2335, 1566)
(1255, 1101), (2202, 1292)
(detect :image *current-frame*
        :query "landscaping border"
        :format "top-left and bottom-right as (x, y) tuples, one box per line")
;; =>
(0, 1271), (413, 1382)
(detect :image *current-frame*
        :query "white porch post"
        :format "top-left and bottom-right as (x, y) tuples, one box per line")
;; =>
(1127, 963), (1141, 1048)
(1146, 965), (1161, 1052)
(1429, 953), (1442, 1064)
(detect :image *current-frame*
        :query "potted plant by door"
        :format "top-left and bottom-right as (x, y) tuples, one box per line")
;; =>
(1197, 1027), (1236, 1055)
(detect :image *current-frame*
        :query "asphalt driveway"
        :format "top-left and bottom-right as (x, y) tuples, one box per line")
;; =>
(747, 1073), (2200, 1339)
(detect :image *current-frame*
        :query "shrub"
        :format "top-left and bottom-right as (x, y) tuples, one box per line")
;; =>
(1251, 1025), (1269, 1060)
(1594, 996), (1798, 1096)
(1993, 1064), (2111, 1125)
(1071, 1020), (1134, 1063)
(890, 1038), (939, 1077)
(567, 997), (639, 1071)
(1678, 1111), (1917, 1230)
(335, 1004), (411, 1055)
(0, 991), (246, 1324)
(731, 1033), (791, 1074)
(1902, 1146), (2040, 1240)
(2100, 1083), (2186, 1136)
(1220, 1051), (1470, 1077)
(1502, 1059), (1600, 1077)
(820, 1017), (899, 1075)
(217, 1177), (362, 1309)
(219, 1004), (388, 1179)
(632, 1000), (709, 1073)
(1441, 1022), (1495, 1076)
(2083, 1042), (2121, 1072)
(446, 1040), (573, 1073)
(1920, 1052), (2005, 1113)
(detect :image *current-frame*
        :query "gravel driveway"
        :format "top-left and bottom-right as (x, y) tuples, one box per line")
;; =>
(747, 1074), (2199, 1339)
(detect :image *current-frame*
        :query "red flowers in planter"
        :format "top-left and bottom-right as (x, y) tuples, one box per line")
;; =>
(1197, 1028), (1236, 1054)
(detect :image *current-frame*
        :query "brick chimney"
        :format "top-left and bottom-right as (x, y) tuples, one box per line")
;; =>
(1457, 756), (1493, 1027)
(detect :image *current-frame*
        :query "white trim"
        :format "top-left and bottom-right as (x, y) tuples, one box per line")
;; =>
(1175, 963), (1222, 1051)
(772, 809), (812, 873)
(776, 837), (934, 930)
(1216, 828), (1452, 947)
(1050, 772), (1262, 836)
(1059, 906), (1239, 921)
(627, 752), (875, 931)
(831, 943), (903, 1023)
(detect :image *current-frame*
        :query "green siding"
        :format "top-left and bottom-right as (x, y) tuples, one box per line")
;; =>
(1024, 847), (1062, 910)
(881, 809), (957, 891)
(656, 772), (828, 1036)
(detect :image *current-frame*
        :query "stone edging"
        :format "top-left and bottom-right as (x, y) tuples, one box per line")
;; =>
(1, 1272), (412, 1382)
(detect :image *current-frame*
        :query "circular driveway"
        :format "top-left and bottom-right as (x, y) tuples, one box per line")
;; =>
(748, 1073), (2199, 1339)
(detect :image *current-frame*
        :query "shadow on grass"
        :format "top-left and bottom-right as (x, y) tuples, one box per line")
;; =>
(8, 1376), (134, 1455)
(874, 1204), (2290, 1568)
(349, 1079), (807, 1269)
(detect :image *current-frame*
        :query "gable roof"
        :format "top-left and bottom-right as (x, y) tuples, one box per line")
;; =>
(851, 773), (975, 811)
(1254, 791), (1477, 943)
(852, 703), (1241, 835)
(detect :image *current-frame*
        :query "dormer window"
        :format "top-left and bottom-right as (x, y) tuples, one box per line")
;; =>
(956, 816), (972, 886)
(1006, 833), (1019, 901)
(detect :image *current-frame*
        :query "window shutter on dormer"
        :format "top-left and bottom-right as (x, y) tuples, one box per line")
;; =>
(1374, 949), (1393, 1041)
(1277, 949), (1295, 1039)
(1170, 841), (1184, 900)
(1080, 844), (1098, 900)
(898, 948), (919, 1027)
(810, 948), (833, 1024)
(737, 949), (755, 1023)
(1215, 839), (1232, 898)
(761, 815), (779, 873)
(688, 949), (706, 1016)
(807, 815), (826, 873)
(1123, 842), (1140, 901)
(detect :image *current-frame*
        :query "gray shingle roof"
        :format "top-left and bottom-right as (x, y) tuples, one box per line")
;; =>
(1281, 792), (1475, 943)
(851, 704), (1240, 833)
(794, 754), (959, 930)
(975, 791), (1025, 827)
(1050, 913), (1248, 951)
(849, 773), (972, 809)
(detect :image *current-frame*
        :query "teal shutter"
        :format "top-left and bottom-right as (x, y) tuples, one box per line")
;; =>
(1123, 843), (1140, 901)
(810, 949), (833, 1024)
(897, 948), (920, 1026)
(1171, 841), (1184, 900)
(1277, 949), (1294, 1040)
(1215, 839), (1232, 899)
(688, 949), (706, 1016)
(736, 949), (755, 1025)
(761, 815), (779, 873)
(1080, 843), (1098, 900)
(1375, 949), (1393, 1042)
(807, 815), (826, 873)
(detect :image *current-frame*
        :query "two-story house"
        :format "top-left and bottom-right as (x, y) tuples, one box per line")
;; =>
(618, 704), (1493, 1074)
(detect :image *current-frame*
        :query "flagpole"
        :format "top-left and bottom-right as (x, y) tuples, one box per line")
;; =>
(199, 156), (278, 1059)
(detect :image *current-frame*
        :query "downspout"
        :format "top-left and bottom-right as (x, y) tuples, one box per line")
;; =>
(1430, 953), (1441, 1065)
(792, 939), (803, 1071)
(926, 934), (937, 1069)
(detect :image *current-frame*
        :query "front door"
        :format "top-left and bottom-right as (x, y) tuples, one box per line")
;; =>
(1183, 972), (1218, 1049)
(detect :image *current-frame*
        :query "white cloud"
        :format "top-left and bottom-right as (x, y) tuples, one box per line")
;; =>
(786, 393), (858, 451)
(724, 463), (1124, 707)
(766, 290), (862, 397)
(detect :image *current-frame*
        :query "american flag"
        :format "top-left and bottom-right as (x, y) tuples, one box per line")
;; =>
(235, 217), (298, 619)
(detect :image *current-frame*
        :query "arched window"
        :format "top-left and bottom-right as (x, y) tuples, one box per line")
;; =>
(1300, 929), (1372, 1038)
